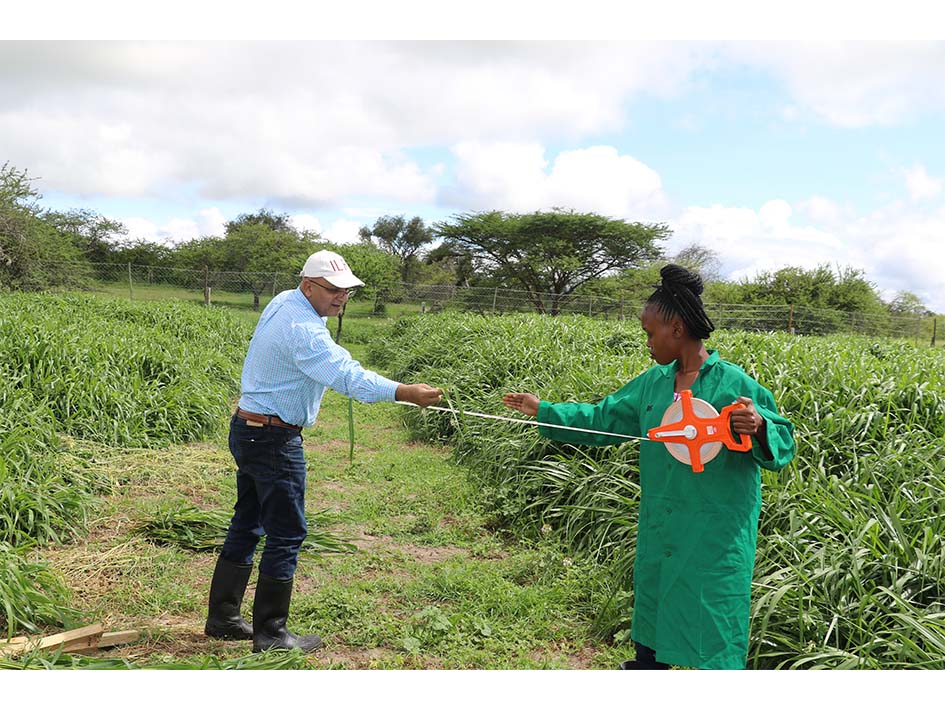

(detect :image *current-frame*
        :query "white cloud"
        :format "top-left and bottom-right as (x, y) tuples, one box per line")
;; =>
(121, 208), (225, 244)
(196, 207), (226, 237)
(796, 196), (848, 224)
(725, 42), (945, 127)
(288, 213), (323, 234)
(671, 198), (945, 313)
(671, 200), (844, 279)
(2, 41), (941, 212)
(445, 142), (668, 218)
(321, 219), (363, 245)
(289, 213), (362, 243)
(0, 41), (709, 206)
(898, 164), (943, 202)
(548, 147), (666, 217)
(848, 205), (945, 309)
(447, 141), (549, 211)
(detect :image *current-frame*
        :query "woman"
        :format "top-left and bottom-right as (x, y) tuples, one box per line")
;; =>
(503, 265), (795, 669)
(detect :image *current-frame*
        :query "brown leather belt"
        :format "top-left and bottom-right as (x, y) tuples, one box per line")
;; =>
(235, 408), (302, 431)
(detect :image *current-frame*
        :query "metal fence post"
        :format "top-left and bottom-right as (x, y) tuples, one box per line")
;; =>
(127, 263), (133, 300)
(203, 265), (210, 306)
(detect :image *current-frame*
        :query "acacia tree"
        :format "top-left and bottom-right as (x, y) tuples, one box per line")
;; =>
(888, 291), (929, 317)
(434, 209), (668, 315)
(358, 215), (433, 283)
(424, 241), (479, 287)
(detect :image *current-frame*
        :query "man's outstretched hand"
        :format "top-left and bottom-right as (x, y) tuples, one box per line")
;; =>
(396, 383), (443, 407)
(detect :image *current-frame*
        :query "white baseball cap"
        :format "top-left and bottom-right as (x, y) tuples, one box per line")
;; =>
(299, 250), (365, 288)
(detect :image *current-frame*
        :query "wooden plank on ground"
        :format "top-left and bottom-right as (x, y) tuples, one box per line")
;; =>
(0, 623), (104, 657)
(0, 624), (139, 657)
(0, 636), (30, 656)
(0, 635), (29, 645)
(35, 623), (104, 651)
(87, 630), (140, 651)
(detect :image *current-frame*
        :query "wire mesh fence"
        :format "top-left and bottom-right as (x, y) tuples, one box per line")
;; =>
(33, 260), (931, 341)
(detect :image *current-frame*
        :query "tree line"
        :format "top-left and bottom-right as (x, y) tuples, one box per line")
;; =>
(0, 161), (934, 320)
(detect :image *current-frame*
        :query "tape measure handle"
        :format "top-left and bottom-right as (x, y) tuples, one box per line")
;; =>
(720, 403), (753, 452)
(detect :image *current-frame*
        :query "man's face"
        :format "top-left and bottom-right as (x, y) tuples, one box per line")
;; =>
(301, 277), (351, 317)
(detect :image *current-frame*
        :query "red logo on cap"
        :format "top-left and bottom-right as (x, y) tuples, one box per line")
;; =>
(330, 260), (346, 272)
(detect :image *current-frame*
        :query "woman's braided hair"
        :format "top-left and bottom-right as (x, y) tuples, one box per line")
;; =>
(646, 264), (715, 340)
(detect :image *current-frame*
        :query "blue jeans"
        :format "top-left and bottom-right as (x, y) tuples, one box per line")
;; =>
(220, 415), (308, 580)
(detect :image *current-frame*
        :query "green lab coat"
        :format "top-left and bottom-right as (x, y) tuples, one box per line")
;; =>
(536, 350), (795, 669)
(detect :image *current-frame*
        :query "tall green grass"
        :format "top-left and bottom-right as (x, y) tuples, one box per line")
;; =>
(0, 293), (253, 635)
(0, 293), (249, 446)
(371, 312), (945, 668)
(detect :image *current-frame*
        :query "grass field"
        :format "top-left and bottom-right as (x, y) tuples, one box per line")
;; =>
(27, 390), (627, 669)
(3, 292), (943, 670)
(0, 294), (625, 669)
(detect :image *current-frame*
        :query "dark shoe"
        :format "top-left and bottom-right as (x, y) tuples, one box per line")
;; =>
(619, 659), (669, 669)
(204, 555), (253, 640)
(252, 574), (323, 653)
(619, 642), (670, 669)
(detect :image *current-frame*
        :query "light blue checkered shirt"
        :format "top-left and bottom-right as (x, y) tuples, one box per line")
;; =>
(237, 288), (399, 427)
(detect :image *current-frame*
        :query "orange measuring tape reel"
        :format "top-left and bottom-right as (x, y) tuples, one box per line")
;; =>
(647, 389), (752, 472)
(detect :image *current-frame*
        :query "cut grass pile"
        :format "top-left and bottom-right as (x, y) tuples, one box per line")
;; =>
(133, 503), (357, 554)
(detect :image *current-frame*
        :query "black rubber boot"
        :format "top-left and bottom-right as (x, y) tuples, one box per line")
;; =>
(618, 642), (670, 669)
(204, 555), (254, 640)
(252, 574), (323, 653)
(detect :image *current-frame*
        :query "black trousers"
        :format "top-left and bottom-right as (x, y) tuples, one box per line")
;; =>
(633, 642), (670, 669)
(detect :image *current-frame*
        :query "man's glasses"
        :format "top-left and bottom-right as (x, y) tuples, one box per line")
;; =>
(307, 279), (358, 297)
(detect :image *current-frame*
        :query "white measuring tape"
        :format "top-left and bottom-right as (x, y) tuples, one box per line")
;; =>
(394, 401), (650, 441)
(395, 392), (753, 473)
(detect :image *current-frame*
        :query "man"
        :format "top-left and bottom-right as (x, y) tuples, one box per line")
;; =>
(204, 249), (442, 652)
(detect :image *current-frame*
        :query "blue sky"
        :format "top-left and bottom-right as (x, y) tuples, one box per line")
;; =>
(2, 16), (943, 311)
